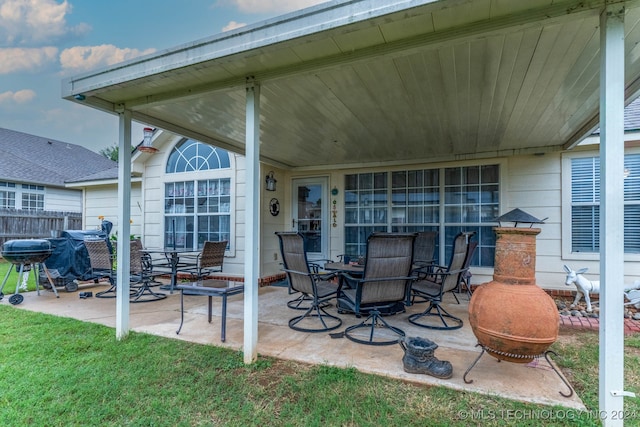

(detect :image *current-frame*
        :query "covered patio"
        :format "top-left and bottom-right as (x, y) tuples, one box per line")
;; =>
(13, 283), (585, 410)
(61, 0), (640, 420)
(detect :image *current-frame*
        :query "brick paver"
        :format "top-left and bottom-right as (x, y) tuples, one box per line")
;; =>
(559, 315), (640, 334)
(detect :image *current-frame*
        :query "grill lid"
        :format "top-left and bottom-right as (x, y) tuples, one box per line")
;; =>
(2, 239), (53, 264)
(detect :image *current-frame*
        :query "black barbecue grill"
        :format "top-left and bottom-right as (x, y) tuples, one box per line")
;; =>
(1, 239), (57, 305)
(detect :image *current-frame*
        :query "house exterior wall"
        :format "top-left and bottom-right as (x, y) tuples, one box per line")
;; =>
(79, 135), (640, 291)
(44, 187), (83, 212)
(280, 148), (640, 292)
(83, 183), (143, 237)
(138, 136), (246, 277)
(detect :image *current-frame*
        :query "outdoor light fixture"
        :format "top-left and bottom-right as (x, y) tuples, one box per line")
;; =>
(138, 127), (158, 153)
(265, 171), (277, 191)
(74, 94), (85, 101)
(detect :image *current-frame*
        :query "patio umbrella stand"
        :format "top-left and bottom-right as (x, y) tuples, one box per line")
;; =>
(1, 239), (57, 305)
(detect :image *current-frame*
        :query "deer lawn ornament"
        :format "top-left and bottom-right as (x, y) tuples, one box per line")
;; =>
(563, 265), (600, 312)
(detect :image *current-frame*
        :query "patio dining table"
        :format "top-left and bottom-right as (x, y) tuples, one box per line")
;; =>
(323, 262), (365, 274)
(144, 248), (198, 293)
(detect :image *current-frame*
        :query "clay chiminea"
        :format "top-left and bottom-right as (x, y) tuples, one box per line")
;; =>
(468, 209), (559, 363)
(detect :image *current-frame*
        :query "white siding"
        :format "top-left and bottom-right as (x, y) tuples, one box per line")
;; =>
(45, 187), (82, 212)
(83, 131), (640, 291)
(84, 183), (143, 237)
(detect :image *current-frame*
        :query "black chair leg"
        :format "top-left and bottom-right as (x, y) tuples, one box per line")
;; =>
(343, 310), (405, 346)
(130, 280), (167, 303)
(288, 302), (342, 333)
(408, 302), (463, 330)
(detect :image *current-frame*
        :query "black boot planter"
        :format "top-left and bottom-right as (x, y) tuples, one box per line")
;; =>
(400, 336), (453, 379)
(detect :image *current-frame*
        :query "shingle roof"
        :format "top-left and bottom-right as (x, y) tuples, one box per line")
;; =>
(591, 97), (640, 134)
(625, 97), (640, 131)
(0, 127), (117, 187)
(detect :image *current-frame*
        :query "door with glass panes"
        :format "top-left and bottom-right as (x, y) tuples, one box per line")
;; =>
(291, 178), (328, 261)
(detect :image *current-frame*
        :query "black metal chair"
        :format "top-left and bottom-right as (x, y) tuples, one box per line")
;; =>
(408, 231), (475, 330)
(337, 232), (416, 346)
(84, 238), (116, 298)
(413, 230), (437, 269)
(178, 240), (227, 281)
(276, 232), (342, 332)
(451, 239), (477, 303)
(129, 239), (167, 302)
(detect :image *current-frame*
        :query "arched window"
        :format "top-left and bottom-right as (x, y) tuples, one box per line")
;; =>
(164, 139), (232, 250)
(166, 139), (230, 173)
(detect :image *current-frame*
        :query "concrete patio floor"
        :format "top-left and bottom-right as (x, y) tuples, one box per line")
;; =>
(7, 280), (586, 411)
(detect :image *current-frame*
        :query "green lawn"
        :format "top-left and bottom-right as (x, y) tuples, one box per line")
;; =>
(0, 260), (38, 295)
(1, 307), (638, 426)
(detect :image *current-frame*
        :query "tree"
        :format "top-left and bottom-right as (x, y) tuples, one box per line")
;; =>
(99, 145), (135, 161)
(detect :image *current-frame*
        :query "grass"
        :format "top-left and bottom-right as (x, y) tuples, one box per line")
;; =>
(0, 260), (38, 295)
(0, 309), (638, 426)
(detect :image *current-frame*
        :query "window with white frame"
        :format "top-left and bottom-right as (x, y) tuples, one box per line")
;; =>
(0, 181), (16, 209)
(21, 184), (44, 211)
(567, 153), (640, 254)
(164, 139), (232, 250)
(344, 164), (499, 267)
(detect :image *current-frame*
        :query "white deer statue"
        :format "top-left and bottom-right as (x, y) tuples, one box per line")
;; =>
(563, 265), (600, 312)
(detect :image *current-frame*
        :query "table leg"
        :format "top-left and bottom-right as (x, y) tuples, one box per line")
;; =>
(221, 294), (228, 342)
(160, 252), (178, 294)
(176, 290), (185, 334)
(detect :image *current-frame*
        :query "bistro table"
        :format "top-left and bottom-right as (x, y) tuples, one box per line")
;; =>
(144, 248), (198, 293)
(176, 279), (244, 342)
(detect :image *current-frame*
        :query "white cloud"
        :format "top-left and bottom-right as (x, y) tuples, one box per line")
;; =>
(59, 45), (157, 73)
(222, 21), (246, 32)
(0, 0), (88, 46)
(0, 89), (36, 105)
(0, 47), (58, 74)
(225, 0), (326, 14)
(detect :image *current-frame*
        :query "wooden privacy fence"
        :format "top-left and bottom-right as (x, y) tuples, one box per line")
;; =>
(0, 209), (82, 247)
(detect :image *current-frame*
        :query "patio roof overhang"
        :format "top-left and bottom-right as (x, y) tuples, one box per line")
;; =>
(62, 0), (636, 417)
(63, 0), (640, 169)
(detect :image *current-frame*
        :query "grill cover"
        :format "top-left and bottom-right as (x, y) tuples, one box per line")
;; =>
(41, 221), (113, 282)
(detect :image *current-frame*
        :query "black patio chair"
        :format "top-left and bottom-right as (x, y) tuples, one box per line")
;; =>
(337, 232), (416, 346)
(84, 238), (116, 298)
(413, 230), (437, 269)
(276, 231), (342, 332)
(178, 240), (227, 281)
(129, 239), (167, 303)
(408, 231), (475, 330)
(450, 239), (477, 303)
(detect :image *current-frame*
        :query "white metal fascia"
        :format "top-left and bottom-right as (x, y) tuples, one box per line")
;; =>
(62, 0), (438, 99)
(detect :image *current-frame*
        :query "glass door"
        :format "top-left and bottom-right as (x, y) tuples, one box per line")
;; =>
(292, 177), (328, 261)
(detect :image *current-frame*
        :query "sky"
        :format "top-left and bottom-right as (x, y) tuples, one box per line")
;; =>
(0, 0), (326, 153)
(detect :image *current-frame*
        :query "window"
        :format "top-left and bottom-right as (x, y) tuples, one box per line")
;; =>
(344, 164), (499, 267)
(567, 153), (640, 255)
(0, 181), (16, 209)
(21, 184), (44, 211)
(164, 139), (232, 250)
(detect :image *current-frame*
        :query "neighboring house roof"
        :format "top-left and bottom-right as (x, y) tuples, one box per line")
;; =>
(625, 98), (640, 132)
(0, 127), (116, 188)
(65, 167), (120, 183)
(591, 97), (640, 135)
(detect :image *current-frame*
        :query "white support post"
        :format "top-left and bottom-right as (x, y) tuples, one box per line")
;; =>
(599, 5), (626, 425)
(244, 78), (261, 364)
(116, 108), (132, 340)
